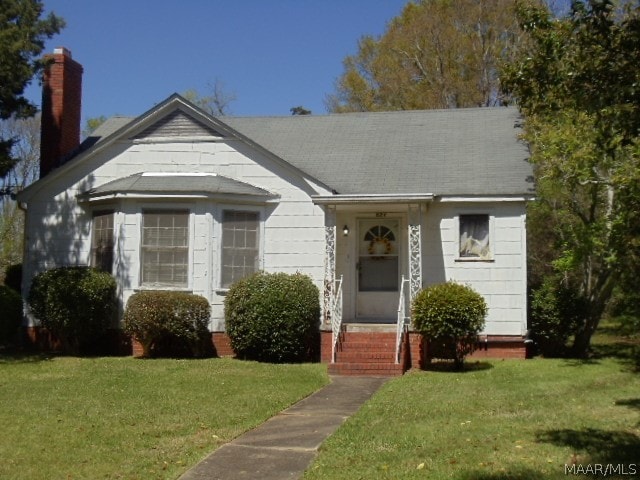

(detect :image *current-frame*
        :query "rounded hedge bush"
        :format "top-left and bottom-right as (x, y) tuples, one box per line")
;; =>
(412, 282), (487, 369)
(224, 272), (320, 363)
(27, 266), (117, 354)
(0, 285), (22, 346)
(123, 291), (212, 358)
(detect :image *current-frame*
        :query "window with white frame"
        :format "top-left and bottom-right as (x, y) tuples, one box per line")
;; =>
(141, 210), (189, 288)
(459, 214), (491, 259)
(91, 210), (114, 273)
(221, 210), (259, 288)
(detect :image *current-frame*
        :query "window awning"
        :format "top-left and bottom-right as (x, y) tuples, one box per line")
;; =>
(78, 172), (279, 204)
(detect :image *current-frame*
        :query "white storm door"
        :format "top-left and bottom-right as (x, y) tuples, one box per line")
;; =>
(356, 218), (401, 320)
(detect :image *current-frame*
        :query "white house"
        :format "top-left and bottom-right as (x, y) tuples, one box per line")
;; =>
(18, 48), (534, 374)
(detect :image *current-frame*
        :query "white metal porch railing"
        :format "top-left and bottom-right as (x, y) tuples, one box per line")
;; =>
(396, 276), (410, 364)
(331, 275), (344, 363)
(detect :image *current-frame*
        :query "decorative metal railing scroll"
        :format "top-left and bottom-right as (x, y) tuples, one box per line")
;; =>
(331, 275), (344, 363)
(408, 224), (422, 302)
(323, 224), (336, 327)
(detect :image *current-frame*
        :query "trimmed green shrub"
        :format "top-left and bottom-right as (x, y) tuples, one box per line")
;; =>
(123, 291), (212, 358)
(0, 285), (22, 345)
(412, 282), (487, 369)
(28, 266), (117, 354)
(224, 272), (320, 363)
(530, 276), (585, 357)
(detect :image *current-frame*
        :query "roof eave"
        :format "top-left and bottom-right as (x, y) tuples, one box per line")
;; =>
(78, 191), (280, 205)
(311, 193), (435, 205)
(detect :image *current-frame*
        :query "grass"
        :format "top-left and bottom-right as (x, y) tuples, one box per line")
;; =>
(2, 323), (637, 480)
(0, 356), (328, 480)
(305, 325), (640, 480)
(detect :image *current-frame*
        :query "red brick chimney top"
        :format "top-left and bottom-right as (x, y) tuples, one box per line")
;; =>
(40, 47), (83, 178)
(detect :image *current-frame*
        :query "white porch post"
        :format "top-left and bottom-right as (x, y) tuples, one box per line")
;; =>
(323, 206), (337, 327)
(408, 204), (422, 302)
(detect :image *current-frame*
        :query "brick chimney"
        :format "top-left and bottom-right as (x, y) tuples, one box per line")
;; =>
(40, 47), (83, 178)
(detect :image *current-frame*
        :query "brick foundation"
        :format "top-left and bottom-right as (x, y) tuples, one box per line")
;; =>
(320, 329), (334, 363)
(131, 339), (144, 357)
(467, 335), (527, 360)
(23, 326), (132, 355)
(405, 332), (425, 370)
(211, 333), (234, 357)
(22, 327), (235, 358)
(23, 326), (62, 351)
(321, 330), (527, 374)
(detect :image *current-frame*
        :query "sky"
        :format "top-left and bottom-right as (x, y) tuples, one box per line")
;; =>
(25, 0), (410, 125)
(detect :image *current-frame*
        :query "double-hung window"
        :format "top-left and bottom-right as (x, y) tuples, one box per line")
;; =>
(91, 211), (114, 273)
(141, 210), (189, 288)
(221, 210), (259, 288)
(459, 214), (491, 259)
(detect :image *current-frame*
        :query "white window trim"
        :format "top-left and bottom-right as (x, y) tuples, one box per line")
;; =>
(215, 205), (264, 293)
(454, 211), (495, 262)
(137, 204), (195, 291)
(90, 208), (116, 272)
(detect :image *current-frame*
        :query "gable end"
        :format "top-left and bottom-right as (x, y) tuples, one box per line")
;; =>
(132, 110), (225, 141)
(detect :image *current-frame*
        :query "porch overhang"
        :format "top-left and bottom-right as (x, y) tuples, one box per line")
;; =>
(311, 193), (434, 205)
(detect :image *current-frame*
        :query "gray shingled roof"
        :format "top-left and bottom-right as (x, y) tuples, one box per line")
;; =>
(80, 106), (532, 197)
(80, 116), (134, 150)
(81, 172), (276, 198)
(224, 107), (532, 196)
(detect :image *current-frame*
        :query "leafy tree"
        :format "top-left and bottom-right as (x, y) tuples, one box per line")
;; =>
(290, 106), (311, 115)
(327, 0), (526, 112)
(501, 0), (640, 356)
(0, 114), (39, 278)
(83, 116), (107, 138)
(0, 0), (64, 178)
(183, 78), (236, 116)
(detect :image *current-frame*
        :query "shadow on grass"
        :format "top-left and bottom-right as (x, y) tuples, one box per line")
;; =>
(551, 323), (640, 372)
(536, 428), (640, 465)
(590, 341), (640, 371)
(0, 351), (54, 364)
(422, 361), (494, 373)
(615, 398), (640, 427)
(456, 468), (548, 480)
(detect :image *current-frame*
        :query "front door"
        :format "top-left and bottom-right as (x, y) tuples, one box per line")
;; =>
(356, 218), (401, 321)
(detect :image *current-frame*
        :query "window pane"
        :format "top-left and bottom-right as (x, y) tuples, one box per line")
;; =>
(222, 210), (259, 288)
(359, 257), (398, 292)
(141, 210), (189, 287)
(91, 211), (114, 273)
(459, 214), (490, 258)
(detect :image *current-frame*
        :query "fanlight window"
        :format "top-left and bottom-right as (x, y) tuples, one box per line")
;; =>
(362, 225), (396, 256)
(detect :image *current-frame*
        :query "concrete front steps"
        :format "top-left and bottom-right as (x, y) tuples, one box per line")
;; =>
(327, 328), (406, 376)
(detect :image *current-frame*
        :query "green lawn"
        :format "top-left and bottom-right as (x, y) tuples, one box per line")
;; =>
(305, 331), (640, 480)
(0, 356), (328, 480)
(2, 329), (638, 480)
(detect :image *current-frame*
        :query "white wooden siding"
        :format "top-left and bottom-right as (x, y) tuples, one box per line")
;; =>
(422, 202), (527, 336)
(22, 136), (527, 337)
(22, 138), (329, 329)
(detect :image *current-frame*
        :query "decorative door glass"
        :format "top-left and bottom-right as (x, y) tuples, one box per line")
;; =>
(358, 220), (399, 292)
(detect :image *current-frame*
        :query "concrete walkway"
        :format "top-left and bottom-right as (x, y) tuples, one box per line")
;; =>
(178, 376), (388, 480)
